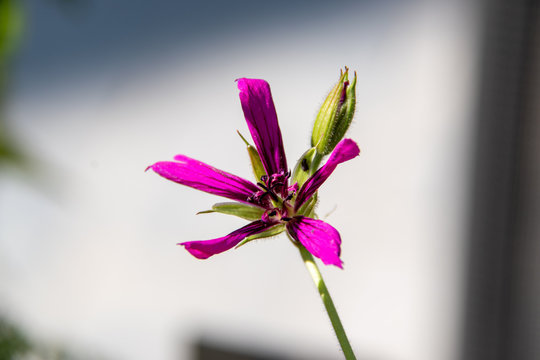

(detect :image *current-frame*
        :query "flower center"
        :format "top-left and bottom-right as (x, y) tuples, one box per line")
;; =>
(260, 170), (290, 198)
(261, 208), (287, 224)
(247, 170), (299, 222)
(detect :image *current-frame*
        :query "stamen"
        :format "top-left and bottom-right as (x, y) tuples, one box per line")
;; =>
(270, 182), (285, 190)
(257, 182), (269, 191)
(259, 189), (279, 202)
(268, 191), (279, 202)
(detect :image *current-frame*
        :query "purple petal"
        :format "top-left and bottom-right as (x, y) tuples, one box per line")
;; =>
(149, 154), (260, 205)
(179, 221), (271, 259)
(286, 216), (343, 268)
(295, 139), (360, 211)
(237, 78), (287, 176)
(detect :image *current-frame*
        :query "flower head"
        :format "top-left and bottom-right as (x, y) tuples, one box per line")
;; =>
(148, 78), (359, 268)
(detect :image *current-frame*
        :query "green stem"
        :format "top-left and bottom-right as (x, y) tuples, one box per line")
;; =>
(297, 244), (357, 360)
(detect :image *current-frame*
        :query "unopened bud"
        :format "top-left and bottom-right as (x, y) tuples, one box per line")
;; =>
(311, 68), (357, 155)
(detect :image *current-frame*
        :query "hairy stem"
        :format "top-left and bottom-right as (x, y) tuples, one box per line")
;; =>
(297, 244), (357, 359)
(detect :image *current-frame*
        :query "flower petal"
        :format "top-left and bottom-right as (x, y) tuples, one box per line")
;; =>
(295, 138), (360, 211)
(179, 221), (271, 259)
(286, 216), (343, 268)
(148, 154), (260, 205)
(237, 78), (287, 176)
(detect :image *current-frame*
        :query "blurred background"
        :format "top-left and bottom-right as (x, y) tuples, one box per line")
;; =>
(0, 0), (538, 359)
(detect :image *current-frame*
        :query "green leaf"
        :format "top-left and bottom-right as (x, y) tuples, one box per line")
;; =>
(235, 225), (285, 248)
(197, 202), (264, 221)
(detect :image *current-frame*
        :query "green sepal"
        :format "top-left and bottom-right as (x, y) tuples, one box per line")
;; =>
(291, 147), (317, 188)
(311, 68), (357, 155)
(197, 202), (264, 221)
(238, 131), (266, 181)
(235, 225), (286, 248)
(297, 192), (318, 217)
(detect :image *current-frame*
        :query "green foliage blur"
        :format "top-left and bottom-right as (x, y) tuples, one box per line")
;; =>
(0, 0), (24, 167)
(0, 316), (30, 360)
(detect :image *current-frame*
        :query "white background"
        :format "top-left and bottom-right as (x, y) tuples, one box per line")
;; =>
(1, 1), (478, 359)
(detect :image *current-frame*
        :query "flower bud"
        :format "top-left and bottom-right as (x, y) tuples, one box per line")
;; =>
(311, 68), (357, 155)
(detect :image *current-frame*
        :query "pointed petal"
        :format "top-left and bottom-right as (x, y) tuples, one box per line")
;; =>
(295, 139), (360, 211)
(237, 78), (287, 176)
(179, 221), (271, 259)
(149, 154), (260, 205)
(286, 216), (343, 268)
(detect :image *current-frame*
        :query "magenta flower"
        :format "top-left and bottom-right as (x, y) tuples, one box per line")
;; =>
(148, 79), (359, 268)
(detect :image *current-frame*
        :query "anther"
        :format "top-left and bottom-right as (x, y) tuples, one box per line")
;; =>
(301, 158), (309, 172)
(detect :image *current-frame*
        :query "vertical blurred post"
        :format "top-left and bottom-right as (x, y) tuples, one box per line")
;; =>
(462, 0), (540, 359)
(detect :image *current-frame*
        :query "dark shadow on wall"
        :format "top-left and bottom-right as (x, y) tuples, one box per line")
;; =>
(194, 341), (290, 360)
(190, 338), (389, 360)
